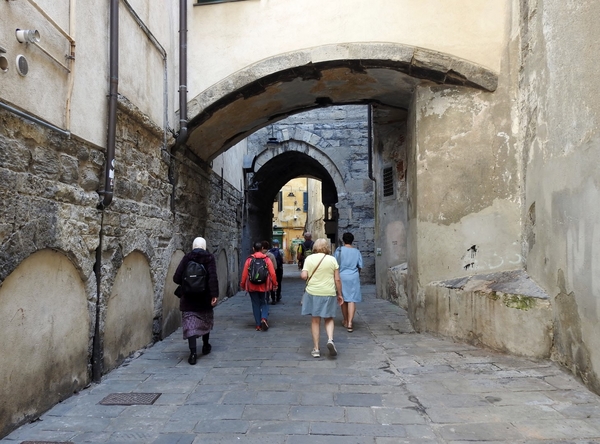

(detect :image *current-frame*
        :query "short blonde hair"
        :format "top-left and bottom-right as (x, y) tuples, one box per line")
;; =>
(312, 238), (330, 254)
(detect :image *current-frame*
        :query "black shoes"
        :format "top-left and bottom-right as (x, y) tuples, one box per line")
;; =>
(188, 352), (197, 365)
(202, 343), (212, 355)
(260, 318), (269, 331)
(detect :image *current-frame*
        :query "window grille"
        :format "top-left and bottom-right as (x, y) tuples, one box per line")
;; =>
(383, 166), (394, 197)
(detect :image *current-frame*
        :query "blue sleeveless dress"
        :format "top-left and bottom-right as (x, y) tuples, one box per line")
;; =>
(334, 246), (363, 303)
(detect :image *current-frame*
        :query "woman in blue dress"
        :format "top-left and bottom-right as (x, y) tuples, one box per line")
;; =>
(334, 232), (363, 332)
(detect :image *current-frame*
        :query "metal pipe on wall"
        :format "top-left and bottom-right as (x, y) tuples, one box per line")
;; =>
(92, 0), (119, 382)
(0, 101), (71, 137)
(175, 0), (188, 149)
(99, 0), (118, 210)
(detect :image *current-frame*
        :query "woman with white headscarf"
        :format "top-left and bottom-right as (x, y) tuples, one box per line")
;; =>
(173, 237), (219, 365)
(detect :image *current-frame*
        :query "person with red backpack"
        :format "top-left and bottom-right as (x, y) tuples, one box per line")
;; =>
(240, 242), (278, 331)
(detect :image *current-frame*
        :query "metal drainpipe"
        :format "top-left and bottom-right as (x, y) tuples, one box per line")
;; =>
(92, 0), (119, 382)
(99, 0), (119, 210)
(0, 101), (71, 137)
(368, 105), (375, 181)
(175, 0), (188, 149)
(168, 0), (188, 213)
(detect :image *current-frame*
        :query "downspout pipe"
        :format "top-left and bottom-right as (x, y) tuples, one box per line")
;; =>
(174, 0), (188, 149)
(92, 0), (118, 382)
(368, 104), (375, 181)
(99, 0), (119, 210)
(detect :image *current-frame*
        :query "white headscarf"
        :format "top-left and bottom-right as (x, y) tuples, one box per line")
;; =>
(192, 237), (206, 250)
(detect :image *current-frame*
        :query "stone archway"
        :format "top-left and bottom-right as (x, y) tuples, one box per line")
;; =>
(184, 43), (498, 162)
(243, 140), (345, 261)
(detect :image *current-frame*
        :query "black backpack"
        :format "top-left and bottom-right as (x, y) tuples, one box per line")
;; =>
(269, 248), (283, 269)
(248, 256), (269, 284)
(182, 261), (208, 294)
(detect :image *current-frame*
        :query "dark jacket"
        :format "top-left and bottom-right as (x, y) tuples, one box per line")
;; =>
(173, 248), (219, 312)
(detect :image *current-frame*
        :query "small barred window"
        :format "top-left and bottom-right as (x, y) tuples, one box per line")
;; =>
(383, 166), (394, 197)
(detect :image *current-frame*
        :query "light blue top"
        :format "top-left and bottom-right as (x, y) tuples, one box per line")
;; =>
(334, 246), (363, 303)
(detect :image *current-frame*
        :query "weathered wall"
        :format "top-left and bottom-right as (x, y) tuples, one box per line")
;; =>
(188, 0), (509, 97)
(0, 1), (177, 146)
(103, 251), (154, 372)
(520, 0), (600, 392)
(0, 250), (89, 438)
(246, 106), (375, 282)
(407, 14), (522, 331)
(372, 106), (409, 307)
(162, 250), (184, 338)
(0, 97), (243, 435)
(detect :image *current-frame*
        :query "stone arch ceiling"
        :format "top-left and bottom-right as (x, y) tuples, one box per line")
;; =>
(249, 150), (338, 212)
(184, 43), (498, 162)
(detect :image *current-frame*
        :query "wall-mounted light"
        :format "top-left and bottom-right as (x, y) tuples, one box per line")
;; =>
(15, 29), (40, 44)
(266, 125), (280, 146)
(287, 192), (295, 197)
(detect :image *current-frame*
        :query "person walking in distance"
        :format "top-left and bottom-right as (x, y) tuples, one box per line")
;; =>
(268, 239), (284, 304)
(241, 242), (278, 331)
(173, 237), (219, 365)
(334, 232), (363, 332)
(301, 238), (343, 358)
(297, 232), (314, 270)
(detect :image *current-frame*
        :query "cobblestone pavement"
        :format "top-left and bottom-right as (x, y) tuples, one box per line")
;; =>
(4, 264), (600, 443)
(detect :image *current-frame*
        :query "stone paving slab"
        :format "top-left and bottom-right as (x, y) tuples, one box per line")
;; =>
(3, 264), (600, 443)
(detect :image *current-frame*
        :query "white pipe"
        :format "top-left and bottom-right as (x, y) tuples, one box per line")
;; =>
(32, 41), (70, 72)
(26, 0), (75, 43)
(64, 0), (76, 130)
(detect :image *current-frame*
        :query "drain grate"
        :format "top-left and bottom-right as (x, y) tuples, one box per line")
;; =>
(22, 442), (74, 444)
(98, 392), (161, 406)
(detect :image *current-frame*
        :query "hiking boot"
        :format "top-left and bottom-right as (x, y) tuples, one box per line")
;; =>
(260, 318), (269, 331)
(327, 340), (337, 357)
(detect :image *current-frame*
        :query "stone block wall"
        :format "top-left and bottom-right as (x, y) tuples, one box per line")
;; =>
(0, 97), (243, 436)
(246, 106), (375, 283)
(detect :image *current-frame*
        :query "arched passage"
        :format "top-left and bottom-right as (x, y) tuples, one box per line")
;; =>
(184, 43), (498, 161)
(243, 142), (345, 257)
(182, 41), (521, 342)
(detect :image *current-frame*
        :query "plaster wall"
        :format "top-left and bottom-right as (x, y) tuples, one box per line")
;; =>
(521, 0), (600, 392)
(188, 0), (510, 98)
(0, 250), (89, 437)
(372, 107), (409, 306)
(103, 251), (154, 372)
(408, 49), (521, 329)
(211, 139), (246, 192)
(0, 1), (177, 146)
(162, 250), (184, 338)
(306, 178), (325, 241)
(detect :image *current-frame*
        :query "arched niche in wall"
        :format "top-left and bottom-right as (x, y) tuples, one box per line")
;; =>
(0, 249), (88, 437)
(103, 251), (154, 372)
(162, 250), (185, 338)
(217, 249), (228, 298)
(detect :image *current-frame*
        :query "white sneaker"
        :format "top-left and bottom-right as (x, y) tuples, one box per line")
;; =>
(327, 340), (337, 357)
(311, 349), (320, 358)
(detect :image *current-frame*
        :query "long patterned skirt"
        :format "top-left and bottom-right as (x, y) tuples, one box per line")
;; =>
(182, 310), (214, 339)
